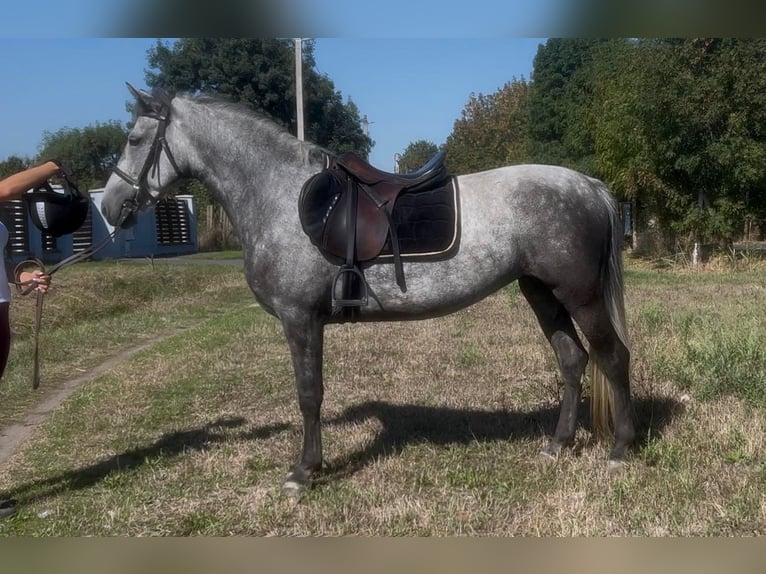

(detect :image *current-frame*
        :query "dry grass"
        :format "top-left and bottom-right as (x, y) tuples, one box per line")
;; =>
(0, 260), (252, 423)
(0, 260), (765, 535)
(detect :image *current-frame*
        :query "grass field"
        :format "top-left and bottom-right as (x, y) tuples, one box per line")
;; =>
(184, 250), (244, 261)
(0, 257), (764, 535)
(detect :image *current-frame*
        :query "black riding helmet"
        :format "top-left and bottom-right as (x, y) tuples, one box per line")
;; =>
(23, 163), (89, 237)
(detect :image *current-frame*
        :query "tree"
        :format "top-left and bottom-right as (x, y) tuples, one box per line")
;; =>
(37, 122), (128, 191)
(145, 38), (373, 157)
(0, 155), (32, 179)
(443, 79), (531, 175)
(527, 38), (609, 174)
(398, 140), (439, 173)
(592, 39), (766, 252)
(589, 39), (669, 251)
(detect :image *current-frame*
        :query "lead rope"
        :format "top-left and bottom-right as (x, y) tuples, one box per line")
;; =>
(12, 225), (123, 389)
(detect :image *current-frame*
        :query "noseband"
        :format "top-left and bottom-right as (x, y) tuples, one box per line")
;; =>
(112, 104), (182, 218)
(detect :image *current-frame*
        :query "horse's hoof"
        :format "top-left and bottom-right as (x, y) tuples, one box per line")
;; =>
(607, 459), (628, 477)
(281, 479), (307, 501)
(535, 449), (558, 467)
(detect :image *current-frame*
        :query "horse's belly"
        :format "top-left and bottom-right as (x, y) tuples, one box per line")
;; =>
(352, 241), (519, 321)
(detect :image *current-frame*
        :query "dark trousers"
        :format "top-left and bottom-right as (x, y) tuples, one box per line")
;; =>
(0, 302), (10, 380)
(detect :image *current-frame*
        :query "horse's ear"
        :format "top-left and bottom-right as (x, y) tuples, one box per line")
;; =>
(126, 82), (158, 112)
(153, 87), (172, 107)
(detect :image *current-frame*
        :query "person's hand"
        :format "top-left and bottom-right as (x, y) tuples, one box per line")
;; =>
(20, 270), (51, 293)
(45, 159), (79, 194)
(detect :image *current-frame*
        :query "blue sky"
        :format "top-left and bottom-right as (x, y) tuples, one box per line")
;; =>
(0, 38), (542, 171)
(314, 39), (542, 168)
(0, 38), (158, 160)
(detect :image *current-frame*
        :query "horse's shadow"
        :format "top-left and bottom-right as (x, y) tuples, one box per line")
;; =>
(2, 395), (682, 506)
(1, 417), (289, 508)
(319, 395), (682, 480)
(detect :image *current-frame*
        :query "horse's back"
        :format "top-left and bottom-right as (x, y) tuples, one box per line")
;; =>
(455, 163), (617, 289)
(460, 163), (609, 199)
(458, 163), (614, 229)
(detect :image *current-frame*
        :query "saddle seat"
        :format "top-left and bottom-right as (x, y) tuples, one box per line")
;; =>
(335, 150), (448, 191)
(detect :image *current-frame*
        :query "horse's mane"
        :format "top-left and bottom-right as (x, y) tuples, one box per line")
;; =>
(174, 92), (328, 164)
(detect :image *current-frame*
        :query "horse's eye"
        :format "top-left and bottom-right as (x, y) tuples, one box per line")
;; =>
(128, 134), (141, 146)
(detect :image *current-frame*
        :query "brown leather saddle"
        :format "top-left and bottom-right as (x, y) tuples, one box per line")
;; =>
(299, 150), (453, 316)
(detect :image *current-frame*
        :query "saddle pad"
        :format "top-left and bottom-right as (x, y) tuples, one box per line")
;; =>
(377, 178), (460, 262)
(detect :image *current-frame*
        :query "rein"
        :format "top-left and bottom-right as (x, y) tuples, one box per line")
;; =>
(13, 224), (124, 389)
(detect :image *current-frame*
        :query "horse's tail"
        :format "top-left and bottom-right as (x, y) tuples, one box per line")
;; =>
(590, 183), (630, 440)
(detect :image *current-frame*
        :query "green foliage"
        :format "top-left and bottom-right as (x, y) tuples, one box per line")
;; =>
(616, 41), (764, 239)
(591, 40), (655, 193)
(398, 139), (439, 173)
(37, 121), (128, 190)
(443, 79), (530, 175)
(537, 37), (766, 248)
(527, 39), (609, 173)
(722, 430), (751, 465)
(673, 198), (746, 245)
(0, 155), (32, 179)
(145, 38), (372, 157)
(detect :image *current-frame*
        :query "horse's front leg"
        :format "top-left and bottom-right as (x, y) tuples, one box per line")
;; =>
(280, 314), (324, 499)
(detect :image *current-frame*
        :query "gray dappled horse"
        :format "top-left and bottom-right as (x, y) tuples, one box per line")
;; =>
(101, 86), (635, 498)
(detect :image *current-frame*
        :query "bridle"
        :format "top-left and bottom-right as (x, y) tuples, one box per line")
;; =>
(111, 101), (182, 220)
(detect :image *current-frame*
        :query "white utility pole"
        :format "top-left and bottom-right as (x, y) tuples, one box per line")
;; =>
(295, 38), (305, 141)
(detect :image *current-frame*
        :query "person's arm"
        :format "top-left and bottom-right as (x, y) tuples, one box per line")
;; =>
(0, 161), (60, 202)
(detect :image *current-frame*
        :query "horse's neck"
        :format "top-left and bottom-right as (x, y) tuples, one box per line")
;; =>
(181, 102), (316, 234)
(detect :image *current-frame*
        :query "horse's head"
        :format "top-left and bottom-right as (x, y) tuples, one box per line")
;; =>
(101, 83), (184, 228)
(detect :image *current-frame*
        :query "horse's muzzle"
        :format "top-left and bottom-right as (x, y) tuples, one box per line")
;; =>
(101, 200), (138, 229)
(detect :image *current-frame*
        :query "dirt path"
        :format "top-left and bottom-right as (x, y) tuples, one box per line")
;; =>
(0, 313), (236, 466)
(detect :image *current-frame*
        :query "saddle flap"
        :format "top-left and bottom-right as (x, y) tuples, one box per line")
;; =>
(323, 189), (391, 261)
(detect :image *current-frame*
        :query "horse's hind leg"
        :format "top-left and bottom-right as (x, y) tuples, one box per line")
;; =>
(280, 314), (325, 498)
(569, 301), (635, 463)
(519, 276), (589, 459)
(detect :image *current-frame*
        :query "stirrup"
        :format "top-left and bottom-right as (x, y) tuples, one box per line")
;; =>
(332, 266), (368, 307)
